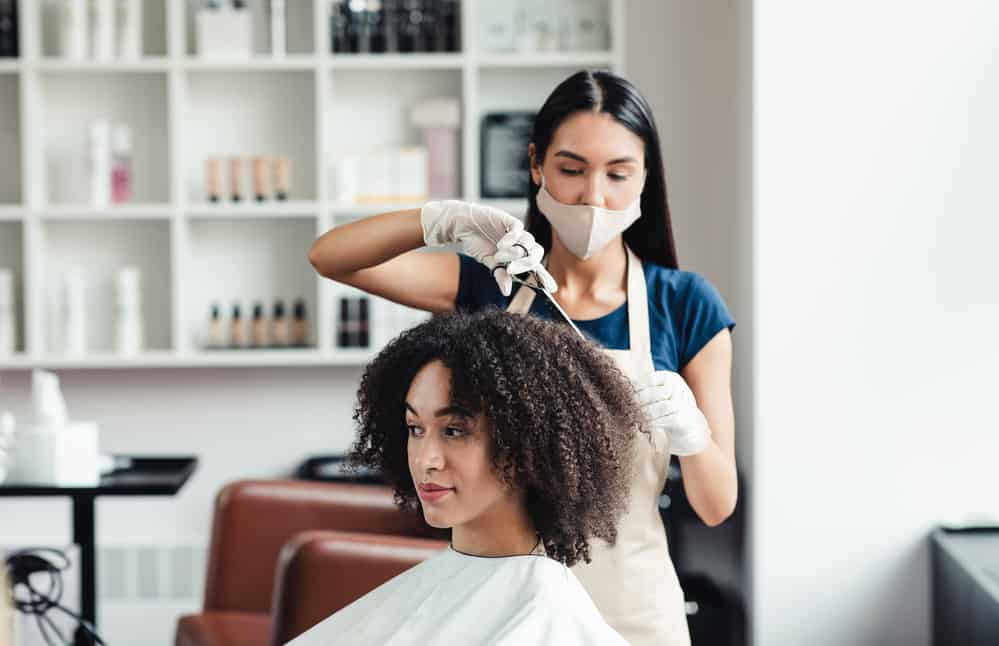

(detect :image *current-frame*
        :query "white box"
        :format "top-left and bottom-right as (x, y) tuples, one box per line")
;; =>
(397, 147), (428, 202)
(6, 423), (100, 487)
(196, 9), (252, 58)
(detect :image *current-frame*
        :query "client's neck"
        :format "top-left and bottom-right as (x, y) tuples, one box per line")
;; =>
(451, 495), (538, 557)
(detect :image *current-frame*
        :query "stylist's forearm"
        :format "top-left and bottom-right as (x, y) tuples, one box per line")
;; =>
(308, 208), (424, 278)
(678, 441), (738, 527)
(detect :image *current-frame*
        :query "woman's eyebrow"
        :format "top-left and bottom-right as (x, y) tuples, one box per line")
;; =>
(554, 150), (638, 165)
(405, 402), (474, 419)
(434, 405), (474, 419)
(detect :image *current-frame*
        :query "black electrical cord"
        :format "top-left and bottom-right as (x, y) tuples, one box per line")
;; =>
(4, 547), (107, 646)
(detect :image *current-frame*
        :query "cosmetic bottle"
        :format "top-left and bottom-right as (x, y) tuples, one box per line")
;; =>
(337, 297), (349, 347)
(92, 0), (116, 61)
(206, 303), (223, 348)
(0, 268), (14, 357)
(382, 0), (400, 52)
(399, 0), (426, 53)
(206, 157), (222, 202)
(271, 300), (289, 347)
(358, 297), (370, 347)
(89, 120), (111, 208)
(411, 98), (460, 198)
(63, 271), (87, 356)
(273, 156), (290, 200)
(229, 157), (243, 201)
(251, 302), (267, 348)
(436, 0), (459, 52)
(117, 0), (142, 59)
(230, 303), (244, 348)
(0, 0), (19, 58)
(291, 298), (308, 347)
(115, 266), (142, 355)
(252, 156), (270, 202)
(270, 0), (286, 56)
(60, 0), (88, 60)
(330, 0), (350, 53)
(111, 124), (132, 204)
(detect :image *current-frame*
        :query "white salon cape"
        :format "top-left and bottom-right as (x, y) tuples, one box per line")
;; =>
(285, 547), (630, 646)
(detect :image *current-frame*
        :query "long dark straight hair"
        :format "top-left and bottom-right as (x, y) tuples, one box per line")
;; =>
(525, 70), (679, 269)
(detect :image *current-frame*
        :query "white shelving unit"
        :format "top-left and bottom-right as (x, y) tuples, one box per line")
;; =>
(0, 0), (623, 370)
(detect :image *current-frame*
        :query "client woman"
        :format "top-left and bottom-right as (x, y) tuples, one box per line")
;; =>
(288, 309), (643, 645)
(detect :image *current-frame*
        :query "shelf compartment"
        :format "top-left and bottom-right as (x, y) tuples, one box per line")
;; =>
(184, 70), (316, 203)
(184, 0), (315, 57)
(40, 71), (170, 205)
(185, 216), (318, 352)
(0, 73), (21, 205)
(38, 1), (168, 58)
(328, 68), (462, 205)
(39, 218), (172, 355)
(0, 221), (25, 354)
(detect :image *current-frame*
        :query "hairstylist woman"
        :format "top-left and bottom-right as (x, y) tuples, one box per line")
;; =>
(308, 70), (736, 646)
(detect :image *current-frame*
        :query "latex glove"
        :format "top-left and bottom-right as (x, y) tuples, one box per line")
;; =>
(421, 200), (557, 296)
(635, 371), (711, 456)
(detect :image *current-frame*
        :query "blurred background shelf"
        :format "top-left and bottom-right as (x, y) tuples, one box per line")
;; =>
(0, 0), (622, 369)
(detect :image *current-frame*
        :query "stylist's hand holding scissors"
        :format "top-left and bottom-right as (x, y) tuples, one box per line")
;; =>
(636, 371), (712, 456)
(421, 200), (557, 296)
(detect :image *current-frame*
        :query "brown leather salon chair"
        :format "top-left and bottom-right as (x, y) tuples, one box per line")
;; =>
(174, 480), (448, 646)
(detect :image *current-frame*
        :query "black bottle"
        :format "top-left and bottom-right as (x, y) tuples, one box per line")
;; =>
(435, 0), (460, 52)
(382, 0), (401, 52)
(338, 297), (350, 347)
(0, 0), (18, 58)
(366, 0), (386, 53)
(330, 0), (351, 54)
(292, 298), (308, 347)
(358, 297), (370, 347)
(399, 0), (426, 53)
(230, 303), (244, 348)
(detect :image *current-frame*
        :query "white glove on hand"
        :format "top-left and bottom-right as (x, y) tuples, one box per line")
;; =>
(420, 200), (557, 296)
(635, 371), (711, 457)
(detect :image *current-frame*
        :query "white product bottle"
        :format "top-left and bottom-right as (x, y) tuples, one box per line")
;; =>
(117, 0), (142, 59)
(89, 119), (111, 208)
(115, 266), (143, 355)
(0, 412), (14, 484)
(0, 268), (14, 357)
(63, 270), (87, 356)
(271, 0), (286, 57)
(91, 0), (116, 61)
(60, 0), (89, 60)
(111, 124), (132, 203)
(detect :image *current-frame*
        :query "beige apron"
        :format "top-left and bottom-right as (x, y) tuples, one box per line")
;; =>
(507, 245), (690, 646)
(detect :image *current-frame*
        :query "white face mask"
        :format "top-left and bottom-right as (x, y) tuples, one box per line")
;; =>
(536, 173), (643, 260)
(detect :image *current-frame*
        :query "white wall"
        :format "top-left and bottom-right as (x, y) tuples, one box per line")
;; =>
(627, 0), (751, 608)
(753, 2), (999, 645)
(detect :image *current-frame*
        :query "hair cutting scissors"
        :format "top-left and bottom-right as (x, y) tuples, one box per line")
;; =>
(495, 250), (585, 339)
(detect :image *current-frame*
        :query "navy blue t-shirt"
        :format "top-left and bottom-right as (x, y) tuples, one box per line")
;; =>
(455, 254), (735, 371)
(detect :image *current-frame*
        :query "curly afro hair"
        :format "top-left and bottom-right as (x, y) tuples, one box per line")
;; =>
(350, 308), (644, 567)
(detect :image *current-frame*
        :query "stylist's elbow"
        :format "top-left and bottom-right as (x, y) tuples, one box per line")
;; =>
(308, 239), (337, 279)
(701, 492), (738, 528)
